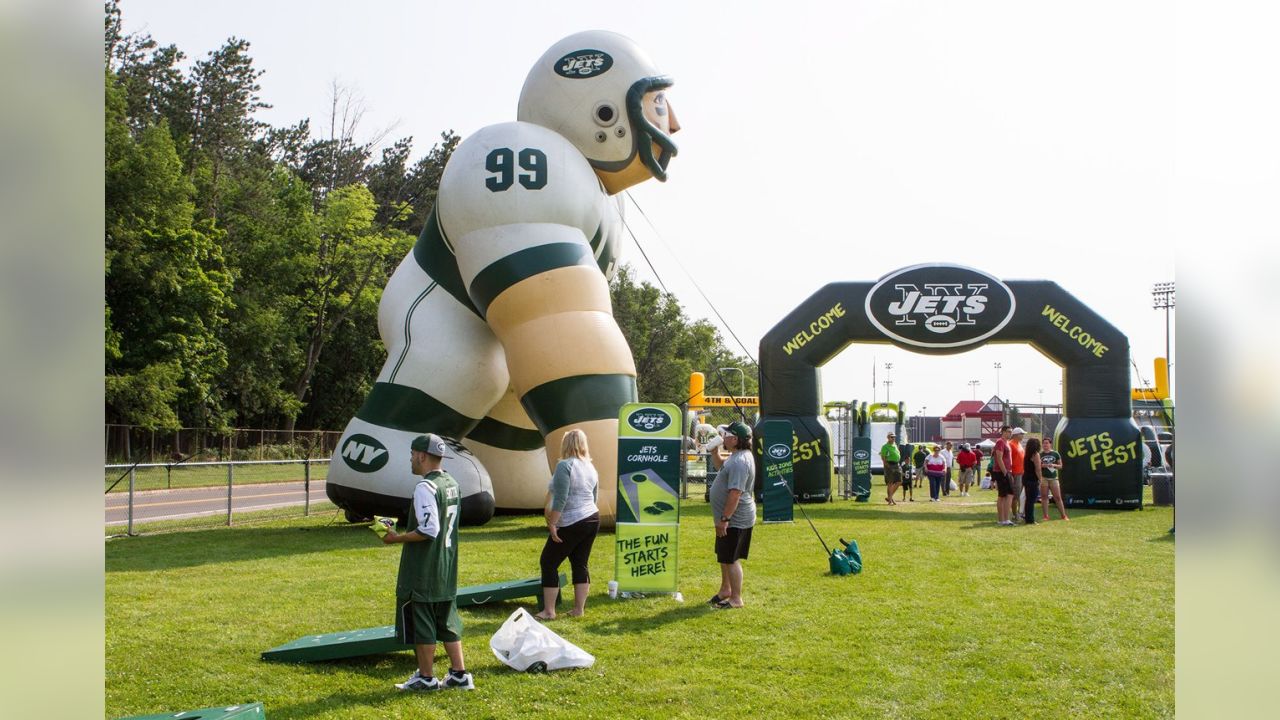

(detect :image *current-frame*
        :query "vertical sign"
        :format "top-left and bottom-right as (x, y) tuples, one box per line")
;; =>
(761, 420), (795, 523)
(850, 437), (872, 501)
(615, 403), (681, 593)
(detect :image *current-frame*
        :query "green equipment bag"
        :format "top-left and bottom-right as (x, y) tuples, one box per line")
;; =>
(828, 550), (851, 576)
(840, 538), (863, 574)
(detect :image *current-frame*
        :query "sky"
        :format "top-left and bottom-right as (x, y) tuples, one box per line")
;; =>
(119, 0), (1179, 417)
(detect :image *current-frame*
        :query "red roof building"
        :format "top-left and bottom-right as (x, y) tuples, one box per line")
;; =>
(941, 396), (1006, 442)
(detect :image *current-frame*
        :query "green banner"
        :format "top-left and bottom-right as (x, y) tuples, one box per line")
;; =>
(850, 436), (872, 500)
(761, 420), (795, 522)
(615, 402), (681, 593)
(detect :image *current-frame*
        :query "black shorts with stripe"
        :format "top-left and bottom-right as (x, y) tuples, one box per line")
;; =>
(396, 597), (462, 645)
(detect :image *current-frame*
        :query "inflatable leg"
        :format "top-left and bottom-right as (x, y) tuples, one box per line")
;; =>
(463, 385), (550, 513)
(326, 254), (506, 525)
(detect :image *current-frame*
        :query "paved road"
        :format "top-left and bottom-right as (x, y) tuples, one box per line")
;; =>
(105, 480), (330, 525)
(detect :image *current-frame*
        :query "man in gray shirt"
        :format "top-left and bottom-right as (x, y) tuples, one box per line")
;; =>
(708, 420), (756, 609)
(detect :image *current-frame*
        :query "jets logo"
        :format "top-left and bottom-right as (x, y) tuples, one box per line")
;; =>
(555, 50), (613, 78)
(340, 434), (389, 473)
(767, 443), (791, 460)
(866, 264), (1016, 349)
(627, 407), (671, 432)
(853, 450), (870, 461)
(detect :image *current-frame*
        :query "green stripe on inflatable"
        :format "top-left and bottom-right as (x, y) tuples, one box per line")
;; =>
(466, 416), (545, 451)
(412, 209), (482, 318)
(355, 382), (480, 437)
(520, 374), (637, 434)
(468, 242), (595, 316)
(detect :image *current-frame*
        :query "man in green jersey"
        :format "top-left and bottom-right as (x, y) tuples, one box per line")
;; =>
(381, 433), (474, 692)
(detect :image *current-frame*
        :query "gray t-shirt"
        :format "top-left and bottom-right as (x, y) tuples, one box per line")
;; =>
(710, 450), (756, 529)
(548, 457), (599, 527)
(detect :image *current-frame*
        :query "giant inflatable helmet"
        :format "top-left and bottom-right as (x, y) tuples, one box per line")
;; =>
(518, 30), (678, 183)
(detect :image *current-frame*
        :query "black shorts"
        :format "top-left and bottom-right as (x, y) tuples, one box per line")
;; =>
(715, 525), (753, 564)
(993, 471), (1014, 497)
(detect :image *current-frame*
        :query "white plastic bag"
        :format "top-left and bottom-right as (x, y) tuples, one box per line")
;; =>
(949, 479), (958, 491)
(489, 607), (595, 672)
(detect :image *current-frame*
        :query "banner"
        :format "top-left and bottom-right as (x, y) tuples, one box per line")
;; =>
(615, 403), (681, 593)
(761, 420), (794, 522)
(850, 436), (872, 500)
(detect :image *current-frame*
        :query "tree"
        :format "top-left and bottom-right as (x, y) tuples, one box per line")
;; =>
(610, 265), (756, 405)
(105, 72), (234, 429)
(286, 184), (412, 430)
(189, 37), (269, 220)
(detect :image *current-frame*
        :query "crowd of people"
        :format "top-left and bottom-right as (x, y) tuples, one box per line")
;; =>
(379, 418), (1098, 691)
(879, 426), (1070, 526)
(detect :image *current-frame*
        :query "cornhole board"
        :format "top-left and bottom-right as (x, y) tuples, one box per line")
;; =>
(115, 702), (265, 719)
(262, 574), (564, 662)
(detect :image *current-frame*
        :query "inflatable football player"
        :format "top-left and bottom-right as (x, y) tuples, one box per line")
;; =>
(325, 31), (679, 527)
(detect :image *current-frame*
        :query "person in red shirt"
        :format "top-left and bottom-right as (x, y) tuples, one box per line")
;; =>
(956, 443), (978, 496)
(992, 426), (1015, 525)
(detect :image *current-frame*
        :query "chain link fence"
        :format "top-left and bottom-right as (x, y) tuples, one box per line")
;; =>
(105, 425), (345, 465)
(105, 458), (337, 536)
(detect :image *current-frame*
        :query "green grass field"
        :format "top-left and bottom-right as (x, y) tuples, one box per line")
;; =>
(105, 486), (1173, 719)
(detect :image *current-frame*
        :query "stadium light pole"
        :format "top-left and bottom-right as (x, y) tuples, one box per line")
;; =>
(993, 362), (1002, 399)
(968, 379), (980, 400)
(1152, 282), (1175, 379)
(884, 362), (893, 404)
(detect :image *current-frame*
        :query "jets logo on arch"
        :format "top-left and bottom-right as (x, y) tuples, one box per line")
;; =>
(866, 264), (1016, 349)
(767, 443), (791, 460)
(340, 434), (389, 473)
(627, 407), (671, 433)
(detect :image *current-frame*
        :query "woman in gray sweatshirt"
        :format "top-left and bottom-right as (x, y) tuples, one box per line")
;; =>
(535, 429), (600, 620)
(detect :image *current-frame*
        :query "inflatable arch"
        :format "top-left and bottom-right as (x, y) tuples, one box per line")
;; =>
(757, 264), (1144, 509)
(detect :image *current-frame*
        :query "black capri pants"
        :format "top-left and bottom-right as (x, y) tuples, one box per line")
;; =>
(540, 512), (600, 588)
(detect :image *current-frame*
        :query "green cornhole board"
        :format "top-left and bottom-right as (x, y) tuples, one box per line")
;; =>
(262, 574), (564, 662)
(115, 702), (265, 719)
(457, 573), (564, 607)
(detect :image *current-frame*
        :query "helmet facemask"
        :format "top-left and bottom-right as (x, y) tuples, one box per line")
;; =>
(625, 75), (678, 181)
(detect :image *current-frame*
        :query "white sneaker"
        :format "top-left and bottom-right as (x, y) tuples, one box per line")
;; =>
(443, 670), (475, 690)
(396, 670), (440, 692)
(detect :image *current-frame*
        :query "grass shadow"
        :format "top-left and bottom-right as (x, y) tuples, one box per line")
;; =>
(582, 601), (707, 635)
(106, 522), (380, 572)
(268, 688), (420, 718)
(460, 521), (550, 545)
(800, 506), (994, 523)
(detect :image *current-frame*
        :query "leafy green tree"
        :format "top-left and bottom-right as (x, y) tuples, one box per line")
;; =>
(105, 72), (233, 429)
(188, 37), (269, 220)
(610, 265), (756, 405)
(286, 184), (412, 429)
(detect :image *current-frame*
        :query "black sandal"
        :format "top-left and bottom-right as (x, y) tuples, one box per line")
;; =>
(707, 594), (723, 605)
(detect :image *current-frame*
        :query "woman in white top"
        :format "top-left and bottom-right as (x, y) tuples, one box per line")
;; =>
(535, 429), (600, 620)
